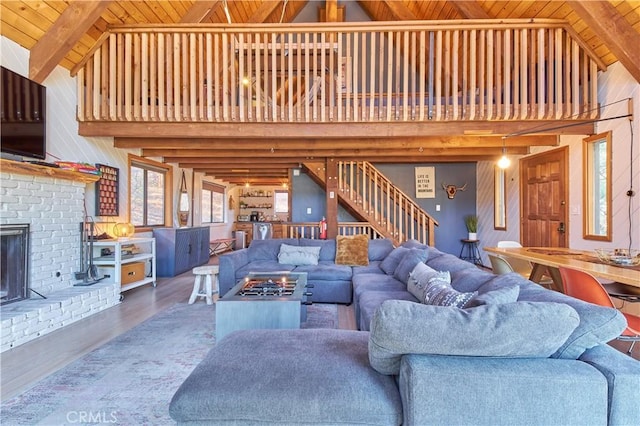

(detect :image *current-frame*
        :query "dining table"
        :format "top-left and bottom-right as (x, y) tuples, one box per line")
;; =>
(484, 246), (640, 290)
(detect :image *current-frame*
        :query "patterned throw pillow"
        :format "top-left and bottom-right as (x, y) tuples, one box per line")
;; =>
(422, 271), (477, 308)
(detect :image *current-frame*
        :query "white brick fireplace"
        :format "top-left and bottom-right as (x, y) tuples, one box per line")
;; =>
(0, 165), (120, 352)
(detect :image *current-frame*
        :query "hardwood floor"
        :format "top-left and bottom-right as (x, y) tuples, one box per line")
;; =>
(0, 259), (206, 401)
(0, 256), (358, 401)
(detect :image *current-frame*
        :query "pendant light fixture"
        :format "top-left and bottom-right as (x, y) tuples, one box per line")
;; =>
(497, 137), (511, 169)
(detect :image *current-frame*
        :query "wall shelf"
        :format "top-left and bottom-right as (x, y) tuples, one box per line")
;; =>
(1, 158), (100, 183)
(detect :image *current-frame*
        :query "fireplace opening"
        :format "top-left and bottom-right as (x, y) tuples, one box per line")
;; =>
(1, 224), (30, 305)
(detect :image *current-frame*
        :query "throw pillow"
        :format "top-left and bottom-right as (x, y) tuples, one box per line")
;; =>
(379, 247), (409, 275)
(422, 272), (477, 308)
(407, 262), (447, 302)
(335, 234), (369, 266)
(368, 299), (580, 375)
(277, 244), (321, 266)
(393, 249), (428, 285)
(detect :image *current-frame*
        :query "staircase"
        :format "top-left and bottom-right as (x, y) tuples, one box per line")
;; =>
(303, 161), (438, 246)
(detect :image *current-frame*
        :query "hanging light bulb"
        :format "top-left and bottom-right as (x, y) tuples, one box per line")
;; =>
(497, 137), (511, 169)
(497, 149), (511, 169)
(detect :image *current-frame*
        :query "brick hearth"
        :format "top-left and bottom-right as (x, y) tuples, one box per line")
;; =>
(0, 166), (120, 352)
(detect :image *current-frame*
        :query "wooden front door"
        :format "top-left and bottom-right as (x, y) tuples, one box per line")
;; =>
(520, 147), (569, 247)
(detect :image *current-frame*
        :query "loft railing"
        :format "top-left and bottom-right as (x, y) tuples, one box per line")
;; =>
(74, 20), (602, 123)
(338, 161), (437, 246)
(283, 222), (384, 240)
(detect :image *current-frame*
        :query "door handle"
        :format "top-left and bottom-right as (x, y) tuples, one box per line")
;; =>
(558, 222), (565, 233)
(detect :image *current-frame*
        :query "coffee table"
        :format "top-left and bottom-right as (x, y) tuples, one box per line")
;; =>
(215, 271), (308, 341)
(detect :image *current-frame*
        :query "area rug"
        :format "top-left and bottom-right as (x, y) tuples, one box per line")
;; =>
(1, 302), (338, 425)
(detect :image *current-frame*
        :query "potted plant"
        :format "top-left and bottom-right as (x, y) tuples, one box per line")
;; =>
(464, 215), (478, 240)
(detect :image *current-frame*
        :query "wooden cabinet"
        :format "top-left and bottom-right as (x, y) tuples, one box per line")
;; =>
(153, 227), (210, 277)
(90, 238), (156, 292)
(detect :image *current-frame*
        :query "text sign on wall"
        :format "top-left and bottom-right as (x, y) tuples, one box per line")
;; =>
(415, 167), (435, 199)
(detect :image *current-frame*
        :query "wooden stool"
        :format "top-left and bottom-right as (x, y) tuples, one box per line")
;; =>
(189, 265), (219, 305)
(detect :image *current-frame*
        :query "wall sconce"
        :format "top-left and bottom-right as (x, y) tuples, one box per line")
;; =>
(113, 222), (135, 239)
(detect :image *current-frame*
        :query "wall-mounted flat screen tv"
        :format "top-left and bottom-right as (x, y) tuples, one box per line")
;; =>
(0, 66), (47, 160)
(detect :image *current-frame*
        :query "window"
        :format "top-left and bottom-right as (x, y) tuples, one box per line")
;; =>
(129, 155), (172, 228)
(274, 190), (289, 214)
(202, 182), (224, 223)
(494, 166), (507, 230)
(583, 131), (612, 241)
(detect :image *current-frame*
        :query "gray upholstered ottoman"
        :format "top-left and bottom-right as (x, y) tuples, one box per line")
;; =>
(169, 328), (402, 425)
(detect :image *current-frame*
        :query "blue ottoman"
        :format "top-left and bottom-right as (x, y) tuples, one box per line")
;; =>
(169, 328), (403, 425)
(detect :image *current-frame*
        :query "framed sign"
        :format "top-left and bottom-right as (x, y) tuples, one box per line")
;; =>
(95, 164), (119, 216)
(415, 166), (435, 198)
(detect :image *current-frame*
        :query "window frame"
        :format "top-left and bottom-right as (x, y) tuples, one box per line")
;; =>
(128, 154), (173, 231)
(582, 131), (612, 241)
(201, 181), (225, 224)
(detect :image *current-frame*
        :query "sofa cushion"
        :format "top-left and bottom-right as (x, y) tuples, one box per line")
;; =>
(450, 267), (497, 292)
(277, 243), (321, 266)
(393, 249), (428, 285)
(426, 253), (476, 274)
(368, 299), (580, 375)
(248, 239), (298, 261)
(466, 280), (520, 308)
(294, 261), (353, 281)
(335, 234), (370, 266)
(353, 260), (387, 275)
(517, 284), (628, 359)
(299, 238), (336, 261)
(358, 290), (419, 331)
(368, 238), (395, 261)
(379, 247), (409, 275)
(170, 329), (403, 425)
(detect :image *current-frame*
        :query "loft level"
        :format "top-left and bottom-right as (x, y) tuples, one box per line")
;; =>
(74, 20), (601, 125)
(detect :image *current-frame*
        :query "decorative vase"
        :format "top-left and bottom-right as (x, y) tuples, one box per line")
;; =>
(468, 232), (477, 241)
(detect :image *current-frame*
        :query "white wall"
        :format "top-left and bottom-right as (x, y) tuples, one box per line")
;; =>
(477, 61), (640, 263)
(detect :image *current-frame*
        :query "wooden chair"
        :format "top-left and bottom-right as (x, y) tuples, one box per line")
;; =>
(559, 267), (640, 356)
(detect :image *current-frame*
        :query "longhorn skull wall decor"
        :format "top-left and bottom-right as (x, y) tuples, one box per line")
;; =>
(442, 182), (467, 199)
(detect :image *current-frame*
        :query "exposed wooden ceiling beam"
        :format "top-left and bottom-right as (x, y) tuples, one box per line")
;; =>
(381, 0), (418, 21)
(180, 1), (221, 23)
(449, 1), (491, 19)
(567, 1), (640, 83)
(247, 0), (284, 23)
(81, 121), (594, 138)
(29, 0), (111, 83)
(150, 146), (529, 159)
(117, 135), (557, 149)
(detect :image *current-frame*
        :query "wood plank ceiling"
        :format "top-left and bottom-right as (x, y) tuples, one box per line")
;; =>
(2, 1), (640, 186)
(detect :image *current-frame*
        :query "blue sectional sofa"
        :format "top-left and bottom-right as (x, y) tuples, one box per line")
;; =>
(172, 238), (640, 425)
(218, 237), (395, 303)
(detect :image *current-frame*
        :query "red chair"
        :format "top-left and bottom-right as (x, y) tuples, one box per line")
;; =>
(559, 267), (640, 355)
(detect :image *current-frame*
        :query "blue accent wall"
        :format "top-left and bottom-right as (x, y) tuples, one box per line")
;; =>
(292, 163), (477, 256)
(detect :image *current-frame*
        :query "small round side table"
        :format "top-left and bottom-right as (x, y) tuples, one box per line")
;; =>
(459, 239), (482, 265)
